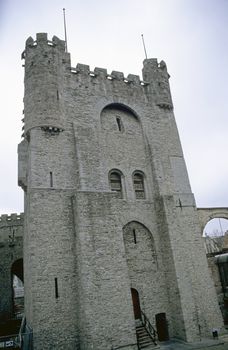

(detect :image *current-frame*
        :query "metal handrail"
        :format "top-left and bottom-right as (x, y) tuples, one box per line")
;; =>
(0, 317), (33, 350)
(136, 329), (140, 350)
(0, 333), (19, 340)
(141, 310), (157, 345)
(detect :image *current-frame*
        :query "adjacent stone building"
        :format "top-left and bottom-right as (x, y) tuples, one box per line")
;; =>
(204, 231), (228, 325)
(0, 214), (24, 321)
(14, 32), (225, 349)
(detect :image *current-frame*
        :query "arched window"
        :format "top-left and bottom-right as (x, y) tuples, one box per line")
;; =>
(109, 171), (123, 198)
(133, 172), (145, 199)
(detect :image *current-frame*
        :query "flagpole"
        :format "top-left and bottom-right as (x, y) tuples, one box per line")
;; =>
(141, 34), (148, 59)
(63, 8), (68, 53)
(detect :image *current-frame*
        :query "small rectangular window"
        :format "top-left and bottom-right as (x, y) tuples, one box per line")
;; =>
(55, 277), (59, 299)
(50, 172), (53, 187)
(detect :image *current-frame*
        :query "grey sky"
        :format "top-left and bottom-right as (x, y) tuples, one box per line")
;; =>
(0, 0), (227, 232)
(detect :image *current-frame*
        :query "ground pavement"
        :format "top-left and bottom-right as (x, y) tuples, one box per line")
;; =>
(158, 334), (228, 350)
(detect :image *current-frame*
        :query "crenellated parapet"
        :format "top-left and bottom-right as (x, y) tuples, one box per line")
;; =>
(22, 33), (70, 135)
(24, 33), (65, 52)
(0, 213), (24, 246)
(21, 33), (173, 137)
(66, 59), (173, 110)
(0, 213), (24, 228)
(142, 58), (173, 110)
(70, 63), (149, 87)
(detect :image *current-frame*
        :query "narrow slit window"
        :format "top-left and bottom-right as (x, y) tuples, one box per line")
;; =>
(109, 171), (123, 199)
(133, 229), (137, 244)
(50, 172), (53, 188)
(116, 117), (123, 132)
(55, 277), (59, 299)
(133, 173), (145, 199)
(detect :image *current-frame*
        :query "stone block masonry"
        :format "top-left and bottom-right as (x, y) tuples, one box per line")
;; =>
(17, 33), (223, 349)
(0, 214), (24, 320)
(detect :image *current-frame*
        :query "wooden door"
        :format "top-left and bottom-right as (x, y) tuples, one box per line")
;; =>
(131, 288), (141, 320)
(155, 312), (169, 341)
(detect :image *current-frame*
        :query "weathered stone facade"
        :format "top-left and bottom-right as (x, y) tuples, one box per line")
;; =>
(16, 33), (224, 349)
(0, 214), (24, 320)
(204, 232), (228, 325)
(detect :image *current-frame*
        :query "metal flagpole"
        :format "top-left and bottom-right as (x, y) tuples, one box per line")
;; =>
(63, 8), (68, 53)
(141, 34), (148, 59)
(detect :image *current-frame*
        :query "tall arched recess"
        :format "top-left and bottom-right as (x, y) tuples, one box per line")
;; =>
(123, 221), (157, 269)
(100, 103), (140, 134)
(101, 103), (139, 120)
(100, 103), (148, 201)
(123, 221), (157, 280)
(123, 221), (165, 324)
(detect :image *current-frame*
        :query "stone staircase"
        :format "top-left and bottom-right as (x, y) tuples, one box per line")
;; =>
(136, 324), (159, 349)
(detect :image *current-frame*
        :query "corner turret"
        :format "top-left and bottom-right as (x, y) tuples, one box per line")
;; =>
(142, 58), (173, 110)
(22, 33), (71, 136)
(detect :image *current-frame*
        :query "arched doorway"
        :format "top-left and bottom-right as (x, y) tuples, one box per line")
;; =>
(131, 288), (141, 320)
(201, 217), (228, 325)
(197, 207), (228, 234)
(203, 218), (228, 238)
(11, 259), (24, 318)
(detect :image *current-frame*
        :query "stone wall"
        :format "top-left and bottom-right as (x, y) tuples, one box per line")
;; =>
(18, 33), (224, 349)
(0, 214), (23, 320)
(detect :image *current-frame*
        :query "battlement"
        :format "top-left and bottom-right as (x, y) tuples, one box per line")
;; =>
(0, 213), (24, 227)
(24, 33), (65, 51)
(70, 63), (150, 87)
(22, 33), (168, 89)
(68, 59), (172, 109)
(21, 33), (67, 62)
(0, 213), (24, 245)
(22, 33), (173, 134)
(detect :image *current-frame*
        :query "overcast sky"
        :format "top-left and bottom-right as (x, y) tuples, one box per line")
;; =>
(0, 0), (227, 233)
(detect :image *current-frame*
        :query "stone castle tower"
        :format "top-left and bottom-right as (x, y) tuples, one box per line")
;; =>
(18, 33), (223, 350)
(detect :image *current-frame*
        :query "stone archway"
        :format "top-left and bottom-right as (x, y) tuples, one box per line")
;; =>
(11, 259), (24, 318)
(198, 208), (228, 326)
(197, 207), (228, 234)
(123, 221), (157, 275)
(123, 221), (160, 328)
(11, 258), (23, 283)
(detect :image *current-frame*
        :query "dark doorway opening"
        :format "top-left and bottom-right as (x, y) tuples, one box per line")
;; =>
(11, 259), (24, 318)
(155, 312), (169, 341)
(131, 288), (141, 320)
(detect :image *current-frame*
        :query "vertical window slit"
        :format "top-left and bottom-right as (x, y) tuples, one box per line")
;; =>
(50, 172), (53, 187)
(55, 278), (59, 299)
(116, 117), (122, 131)
(57, 90), (59, 100)
(133, 229), (137, 244)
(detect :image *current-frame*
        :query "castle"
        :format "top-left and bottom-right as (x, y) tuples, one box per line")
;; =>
(0, 33), (226, 349)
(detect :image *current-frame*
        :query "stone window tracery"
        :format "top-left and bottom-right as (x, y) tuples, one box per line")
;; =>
(109, 171), (123, 198)
(133, 172), (145, 199)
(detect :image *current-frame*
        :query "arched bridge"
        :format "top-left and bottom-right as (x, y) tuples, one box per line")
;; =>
(197, 207), (228, 233)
